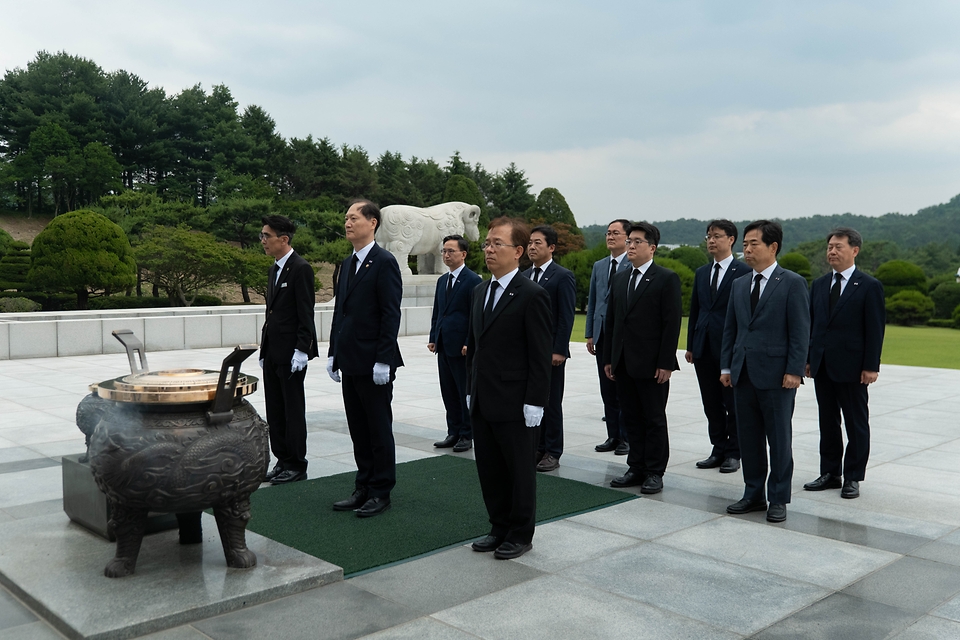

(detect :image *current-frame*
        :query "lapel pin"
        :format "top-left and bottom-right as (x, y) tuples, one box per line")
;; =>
(853, 282), (859, 286)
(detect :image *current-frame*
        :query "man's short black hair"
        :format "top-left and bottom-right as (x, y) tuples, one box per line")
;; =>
(262, 214), (295, 240)
(530, 225), (558, 248)
(706, 219), (738, 243)
(348, 198), (381, 230)
(609, 219), (631, 234)
(743, 220), (783, 255)
(827, 227), (863, 249)
(443, 234), (469, 252)
(628, 221), (661, 247)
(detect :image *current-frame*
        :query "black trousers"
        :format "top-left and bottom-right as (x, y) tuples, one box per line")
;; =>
(814, 369), (870, 481)
(262, 354), (308, 473)
(342, 373), (396, 498)
(615, 364), (670, 477)
(473, 407), (539, 545)
(537, 361), (565, 458)
(693, 350), (740, 459)
(438, 351), (471, 439)
(594, 331), (624, 440)
(733, 365), (795, 504)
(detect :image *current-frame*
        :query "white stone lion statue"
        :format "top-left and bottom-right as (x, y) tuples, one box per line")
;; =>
(376, 202), (482, 275)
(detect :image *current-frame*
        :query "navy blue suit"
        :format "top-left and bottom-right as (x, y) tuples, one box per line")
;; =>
(523, 261), (576, 459)
(808, 268), (884, 481)
(687, 258), (750, 460)
(429, 267), (481, 439)
(329, 243), (404, 498)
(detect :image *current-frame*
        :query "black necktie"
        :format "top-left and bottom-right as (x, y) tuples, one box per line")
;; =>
(710, 263), (721, 302)
(750, 273), (763, 315)
(829, 272), (842, 313)
(484, 281), (500, 322)
(608, 258), (617, 290)
(347, 254), (359, 289)
(268, 263), (279, 302)
(628, 268), (641, 302)
(447, 272), (455, 293)
(533, 266), (542, 283)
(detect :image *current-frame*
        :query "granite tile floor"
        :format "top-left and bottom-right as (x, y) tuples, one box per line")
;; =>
(1, 334), (959, 639)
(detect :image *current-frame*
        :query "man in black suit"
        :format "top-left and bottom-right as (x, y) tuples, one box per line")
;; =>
(259, 215), (319, 485)
(523, 225), (576, 472)
(685, 220), (750, 474)
(586, 220), (632, 454)
(429, 234), (482, 453)
(721, 220), (810, 523)
(466, 217), (552, 560)
(804, 228), (885, 499)
(603, 222), (682, 495)
(327, 199), (403, 518)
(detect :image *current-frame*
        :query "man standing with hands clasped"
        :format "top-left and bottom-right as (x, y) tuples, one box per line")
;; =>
(327, 199), (403, 518)
(804, 228), (884, 500)
(259, 214), (319, 485)
(721, 220), (810, 523)
(466, 217), (552, 560)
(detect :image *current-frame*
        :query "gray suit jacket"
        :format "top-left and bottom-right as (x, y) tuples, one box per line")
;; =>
(720, 264), (810, 390)
(585, 254), (630, 339)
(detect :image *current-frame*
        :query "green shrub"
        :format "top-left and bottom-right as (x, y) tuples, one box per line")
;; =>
(663, 246), (708, 272)
(192, 294), (222, 306)
(87, 296), (171, 310)
(0, 290), (74, 311)
(930, 283), (960, 319)
(0, 227), (14, 258)
(886, 290), (935, 326)
(953, 303), (960, 329)
(0, 241), (31, 290)
(0, 297), (41, 313)
(656, 257), (695, 316)
(926, 319), (956, 328)
(779, 252), (813, 285)
(875, 260), (927, 298)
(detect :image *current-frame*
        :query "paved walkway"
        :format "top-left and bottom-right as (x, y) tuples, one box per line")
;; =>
(1, 335), (959, 639)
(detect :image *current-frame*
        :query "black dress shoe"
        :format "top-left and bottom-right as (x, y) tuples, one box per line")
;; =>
(270, 469), (306, 485)
(610, 471), (643, 487)
(766, 503), (787, 522)
(614, 442), (630, 455)
(434, 434), (458, 448)
(719, 458), (741, 474)
(333, 488), (369, 511)
(453, 437), (473, 452)
(841, 480), (860, 499)
(472, 535), (504, 552)
(726, 497), (767, 514)
(803, 474), (842, 491)
(640, 475), (663, 494)
(595, 438), (620, 452)
(264, 463), (284, 482)
(494, 541), (533, 560)
(356, 496), (391, 518)
(696, 455), (722, 469)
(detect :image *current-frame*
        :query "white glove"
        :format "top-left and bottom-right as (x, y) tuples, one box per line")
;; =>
(523, 404), (544, 428)
(326, 356), (341, 383)
(373, 362), (390, 385)
(465, 395), (471, 411)
(291, 349), (308, 373)
(259, 358), (264, 369)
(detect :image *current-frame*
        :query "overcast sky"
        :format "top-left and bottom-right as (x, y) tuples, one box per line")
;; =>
(4, 1), (960, 226)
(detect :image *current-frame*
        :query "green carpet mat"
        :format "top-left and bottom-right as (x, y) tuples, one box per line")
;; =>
(247, 455), (634, 576)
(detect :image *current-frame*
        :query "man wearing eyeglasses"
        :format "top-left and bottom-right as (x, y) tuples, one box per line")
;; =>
(686, 220), (750, 474)
(429, 234), (482, 453)
(603, 222), (682, 495)
(259, 215), (319, 485)
(585, 220), (632, 455)
(466, 217), (552, 560)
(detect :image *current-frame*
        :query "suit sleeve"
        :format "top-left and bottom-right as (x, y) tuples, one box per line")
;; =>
(293, 259), (318, 358)
(602, 276), (618, 367)
(785, 276), (811, 377)
(465, 286), (480, 391)
(429, 278), (441, 344)
(807, 278), (819, 363)
(686, 268), (701, 352)
(585, 262), (600, 339)
(720, 283), (738, 371)
(525, 286), (553, 407)
(658, 271), (683, 371)
(863, 278), (885, 372)
(553, 269), (577, 356)
(376, 255), (403, 365)
(328, 257), (345, 358)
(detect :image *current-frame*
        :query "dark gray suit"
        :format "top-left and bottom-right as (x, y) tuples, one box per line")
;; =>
(721, 264), (810, 504)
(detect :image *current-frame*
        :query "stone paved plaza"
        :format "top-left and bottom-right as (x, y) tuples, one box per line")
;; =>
(1, 334), (959, 639)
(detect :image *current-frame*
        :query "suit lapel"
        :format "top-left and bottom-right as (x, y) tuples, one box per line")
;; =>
(442, 272), (456, 311)
(482, 276), (521, 334)
(268, 255), (295, 311)
(750, 266), (785, 322)
(342, 245), (379, 303)
(713, 262), (743, 307)
(626, 264), (657, 312)
(540, 262), (557, 285)
(830, 269), (861, 320)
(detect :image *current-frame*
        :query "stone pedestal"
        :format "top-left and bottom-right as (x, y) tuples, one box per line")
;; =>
(401, 274), (441, 308)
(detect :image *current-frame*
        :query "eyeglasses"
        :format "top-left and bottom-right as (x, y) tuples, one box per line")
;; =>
(625, 238), (652, 246)
(258, 232), (276, 240)
(481, 241), (517, 250)
(440, 249), (463, 255)
(705, 234), (728, 241)
(605, 231), (624, 237)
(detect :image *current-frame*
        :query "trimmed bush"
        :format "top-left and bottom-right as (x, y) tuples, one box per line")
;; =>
(87, 294), (221, 310)
(886, 290), (934, 326)
(0, 297), (41, 313)
(664, 246), (709, 272)
(875, 260), (927, 298)
(930, 282), (960, 319)
(655, 257), (695, 316)
(926, 319), (956, 328)
(953, 303), (960, 329)
(0, 241), (31, 290)
(779, 252), (813, 285)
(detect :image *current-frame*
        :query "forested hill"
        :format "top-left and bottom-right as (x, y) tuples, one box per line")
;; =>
(582, 194), (960, 250)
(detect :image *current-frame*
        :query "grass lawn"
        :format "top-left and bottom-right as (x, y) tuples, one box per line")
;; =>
(569, 314), (960, 370)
